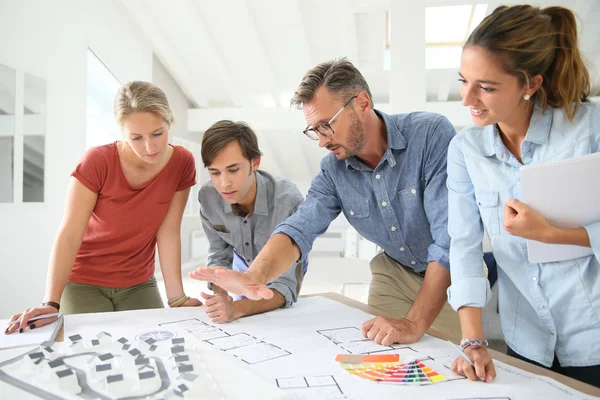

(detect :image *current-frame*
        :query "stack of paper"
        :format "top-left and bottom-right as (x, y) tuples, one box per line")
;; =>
(0, 314), (63, 349)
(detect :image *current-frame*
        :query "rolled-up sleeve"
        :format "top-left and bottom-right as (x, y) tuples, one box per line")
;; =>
(423, 116), (455, 269)
(267, 196), (306, 308)
(446, 135), (492, 310)
(587, 107), (600, 263)
(584, 221), (600, 262)
(273, 161), (341, 262)
(268, 261), (304, 308)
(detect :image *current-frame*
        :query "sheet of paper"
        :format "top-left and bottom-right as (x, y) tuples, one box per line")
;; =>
(52, 296), (598, 400)
(0, 315), (63, 350)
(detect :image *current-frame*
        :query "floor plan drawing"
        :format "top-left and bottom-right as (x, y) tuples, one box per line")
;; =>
(160, 318), (292, 365)
(276, 375), (346, 400)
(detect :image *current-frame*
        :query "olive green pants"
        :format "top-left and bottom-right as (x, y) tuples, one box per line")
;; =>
(60, 276), (164, 314)
(368, 252), (462, 338)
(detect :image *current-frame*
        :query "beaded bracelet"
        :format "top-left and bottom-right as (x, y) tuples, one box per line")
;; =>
(167, 293), (190, 308)
(460, 338), (489, 350)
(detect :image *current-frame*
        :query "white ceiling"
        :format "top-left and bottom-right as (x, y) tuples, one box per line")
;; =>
(122, 0), (600, 109)
(120, 0), (600, 184)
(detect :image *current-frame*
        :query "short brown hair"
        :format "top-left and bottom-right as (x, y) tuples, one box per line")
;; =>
(114, 81), (174, 126)
(466, 5), (591, 121)
(290, 57), (373, 109)
(201, 120), (262, 167)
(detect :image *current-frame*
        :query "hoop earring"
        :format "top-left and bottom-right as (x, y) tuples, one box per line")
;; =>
(524, 94), (531, 101)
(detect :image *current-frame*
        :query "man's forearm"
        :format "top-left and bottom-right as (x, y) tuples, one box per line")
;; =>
(232, 290), (286, 319)
(248, 233), (301, 284)
(405, 261), (451, 333)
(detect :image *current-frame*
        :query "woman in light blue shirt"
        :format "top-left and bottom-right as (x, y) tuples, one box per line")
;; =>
(446, 4), (600, 388)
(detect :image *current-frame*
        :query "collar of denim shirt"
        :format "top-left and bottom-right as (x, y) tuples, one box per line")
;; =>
(476, 101), (552, 157)
(223, 170), (269, 217)
(345, 109), (408, 171)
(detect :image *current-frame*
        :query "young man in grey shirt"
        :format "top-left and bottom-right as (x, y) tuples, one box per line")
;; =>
(192, 58), (461, 344)
(197, 120), (306, 323)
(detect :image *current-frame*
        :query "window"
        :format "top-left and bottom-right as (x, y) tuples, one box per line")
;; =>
(384, 4), (488, 70)
(0, 64), (47, 203)
(86, 49), (121, 149)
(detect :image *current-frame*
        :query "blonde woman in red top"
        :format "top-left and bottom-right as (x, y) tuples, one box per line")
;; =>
(5, 81), (201, 334)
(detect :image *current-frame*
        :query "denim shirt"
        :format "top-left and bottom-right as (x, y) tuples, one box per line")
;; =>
(198, 170), (305, 307)
(446, 102), (600, 367)
(274, 110), (456, 272)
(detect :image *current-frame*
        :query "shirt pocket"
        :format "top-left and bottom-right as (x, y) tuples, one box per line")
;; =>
(342, 198), (370, 219)
(397, 186), (421, 224)
(214, 230), (233, 245)
(398, 185), (420, 203)
(475, 189), (500, 236)
(341, 198), (373, 237)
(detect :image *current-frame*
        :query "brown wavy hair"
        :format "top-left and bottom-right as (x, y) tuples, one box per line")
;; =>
(465, 5), (591, 121)
(201, 120), (262, 167)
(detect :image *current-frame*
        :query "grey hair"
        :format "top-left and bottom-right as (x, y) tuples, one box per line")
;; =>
(290, 57), (373, 109)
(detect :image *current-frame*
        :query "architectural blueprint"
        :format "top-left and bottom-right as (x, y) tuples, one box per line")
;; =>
(0, 296), (596, 400)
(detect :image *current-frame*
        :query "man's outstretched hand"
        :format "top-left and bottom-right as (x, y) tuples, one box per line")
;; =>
(189, 267), (273, 300)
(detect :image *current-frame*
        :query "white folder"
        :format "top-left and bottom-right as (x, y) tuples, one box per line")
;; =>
(520, 152), (600, 263)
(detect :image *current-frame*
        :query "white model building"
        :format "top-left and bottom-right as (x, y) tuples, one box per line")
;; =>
(53, 368), (81, 395)
(137, 369), (160, 393)
(105, 373), (130, 396)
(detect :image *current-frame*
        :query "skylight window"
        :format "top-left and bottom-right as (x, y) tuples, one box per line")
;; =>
(426, 5), (474, 44)
(384, 4), (488, 70)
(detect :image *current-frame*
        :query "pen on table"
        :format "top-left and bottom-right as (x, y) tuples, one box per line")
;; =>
(7, 313), (61, 325)
(447, 340), (474, 366)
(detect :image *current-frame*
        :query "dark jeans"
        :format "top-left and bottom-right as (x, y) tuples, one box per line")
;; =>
(507, 346), (600, 388)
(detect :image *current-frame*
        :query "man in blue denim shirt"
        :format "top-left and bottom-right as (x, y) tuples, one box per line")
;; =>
(192, 58), (458, 344)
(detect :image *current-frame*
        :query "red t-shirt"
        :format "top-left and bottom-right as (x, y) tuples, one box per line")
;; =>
(69, 142), (196, 287)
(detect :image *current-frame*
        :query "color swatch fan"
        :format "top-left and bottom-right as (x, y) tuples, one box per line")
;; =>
(336, 354), (447, 385)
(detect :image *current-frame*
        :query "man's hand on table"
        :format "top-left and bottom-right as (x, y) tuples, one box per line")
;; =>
(361, 316), (426, 345)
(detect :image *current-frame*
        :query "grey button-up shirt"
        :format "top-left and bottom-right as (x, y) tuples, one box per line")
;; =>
(198, 170), (305, 307)
(274, 110), (456, 272)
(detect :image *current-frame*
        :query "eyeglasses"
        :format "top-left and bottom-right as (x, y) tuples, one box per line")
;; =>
(303, 95), (357, 141)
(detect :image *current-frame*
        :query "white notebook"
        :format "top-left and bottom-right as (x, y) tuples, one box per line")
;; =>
(520, 152), (600, 263)
(0, 314), (63, 350)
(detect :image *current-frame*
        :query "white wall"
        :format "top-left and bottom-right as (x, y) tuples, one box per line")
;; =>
(152, 56), (203, 267)
(0, 0), (152, 317)
(152, 56), (195, 142)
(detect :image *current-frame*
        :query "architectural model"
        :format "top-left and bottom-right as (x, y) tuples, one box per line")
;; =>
(0, 331), (224, 399)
